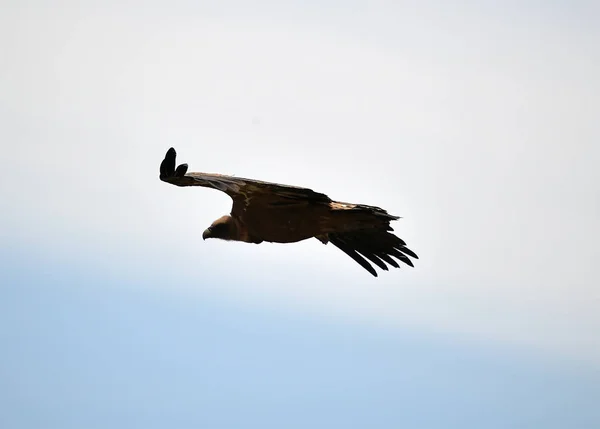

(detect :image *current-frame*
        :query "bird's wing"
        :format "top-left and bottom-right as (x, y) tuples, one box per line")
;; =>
(159, 147), (331, 213)
(326, 229), (418, 277)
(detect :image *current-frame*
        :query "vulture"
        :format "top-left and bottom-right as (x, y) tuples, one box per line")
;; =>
(159, 147), (418, 276)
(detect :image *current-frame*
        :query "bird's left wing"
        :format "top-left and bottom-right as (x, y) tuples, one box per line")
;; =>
(159, 147), (331, 207)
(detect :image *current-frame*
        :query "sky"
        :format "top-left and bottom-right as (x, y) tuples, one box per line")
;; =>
(1, 1), (599, 428)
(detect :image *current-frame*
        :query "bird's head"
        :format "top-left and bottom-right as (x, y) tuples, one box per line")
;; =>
(202, 215), (237, 241)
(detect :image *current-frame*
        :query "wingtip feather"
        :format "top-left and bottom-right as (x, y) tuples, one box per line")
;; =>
(329, 230), (417, 276)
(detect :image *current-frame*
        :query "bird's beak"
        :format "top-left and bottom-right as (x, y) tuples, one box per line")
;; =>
(202, 228), (212, 240)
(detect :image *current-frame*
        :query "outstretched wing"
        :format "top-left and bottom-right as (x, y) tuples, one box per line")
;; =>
(159, 147), (331, 213)
(326, 229), (419, 277)
(314, 203), (419, 277)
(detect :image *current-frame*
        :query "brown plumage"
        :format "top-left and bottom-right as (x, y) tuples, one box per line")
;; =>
(159, 147), (418, 276)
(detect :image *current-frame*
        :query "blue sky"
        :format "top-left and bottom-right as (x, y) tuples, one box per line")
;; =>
(1, 1), (599, 428)
(2, 244), (599, 428)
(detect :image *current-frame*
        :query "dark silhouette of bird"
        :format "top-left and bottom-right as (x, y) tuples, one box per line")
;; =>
(159, 147), (418, 276)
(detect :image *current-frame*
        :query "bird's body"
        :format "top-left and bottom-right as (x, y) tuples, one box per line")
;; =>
(159, 148), (418, 276)
(236, 200), (327, 243)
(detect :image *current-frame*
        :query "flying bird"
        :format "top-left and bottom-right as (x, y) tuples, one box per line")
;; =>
(159, 148), (418, 276)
